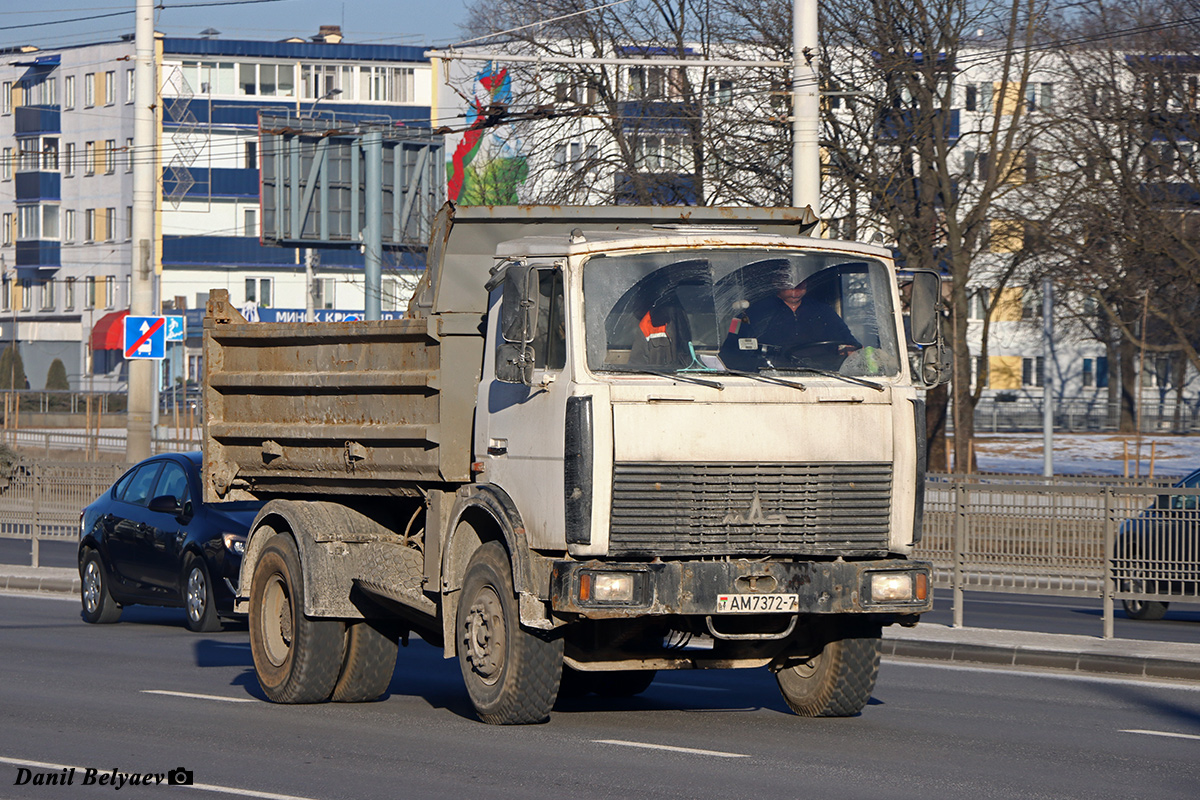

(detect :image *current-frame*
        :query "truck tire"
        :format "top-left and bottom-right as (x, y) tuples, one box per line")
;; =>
(457, 541), (563, 724)
(332, 620), (399, 703)
(775, 628), (881, 717)
(249, 533), (346, 704)
(81, 549), (122, 624)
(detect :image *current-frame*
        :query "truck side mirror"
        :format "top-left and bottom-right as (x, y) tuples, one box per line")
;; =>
(920, 343), (952, 387)
(909, 271), (941, 347)
(496, 263), (536, 385)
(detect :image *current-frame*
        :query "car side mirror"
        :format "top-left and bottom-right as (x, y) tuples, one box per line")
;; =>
(148, 495), (180, 514)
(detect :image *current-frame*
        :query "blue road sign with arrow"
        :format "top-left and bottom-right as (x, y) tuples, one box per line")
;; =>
(124, 316), (167, 360)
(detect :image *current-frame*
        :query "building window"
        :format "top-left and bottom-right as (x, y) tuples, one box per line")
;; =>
(1, 279), (9, 311)
(41, 205), (59, 240)
(18, 205), (39, 239)
(125, 138), (133, 172)
(84, 141), (96, 176)
(314, 277), (335, 310)
(244, 140), (257, 170)
(105, 276), (115, 309)
(2, 81), (10, 114)
(382, 277), (399, 312)
(126, 207), (132, 240)
(126, 69), (134, 103)
(84, 209), (95, 242)
(245, 277), (272, 307)
(1, 213), (12, 246)
(64, 209), (75, 243)
(2, 147), (11, 181)
(1022, 356), (1044, 387)
(103, 208), (115, 242)
(358, 66), (414, 103)
(104, 140), (116, 174)
(707, 79), (733, 106)
(64, 278), (75, 311)
(239, 63), (258, 96)
(39, 281), (54, 312)
(104, 71), (115, 105)
(84, 73), (95, 107)
(244, 208), (257, 237)
(64, 75), (75, 109)
(19, 279), (32, 312)
(85, 276), (96, 309)
(64, 143), (75, 176)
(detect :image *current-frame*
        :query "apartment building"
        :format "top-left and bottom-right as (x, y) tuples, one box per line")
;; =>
(0, 26), (432, 391)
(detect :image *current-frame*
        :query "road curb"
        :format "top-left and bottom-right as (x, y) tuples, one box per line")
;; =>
(881, 637), (1200, 681)
(1, 573), (80, 596)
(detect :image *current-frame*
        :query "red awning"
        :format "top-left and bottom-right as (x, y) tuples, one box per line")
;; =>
(91, 309), (129, 351)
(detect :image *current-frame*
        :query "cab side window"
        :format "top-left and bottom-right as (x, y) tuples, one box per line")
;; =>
(533, 268), (566, 371)
(117, 463), (162, 507)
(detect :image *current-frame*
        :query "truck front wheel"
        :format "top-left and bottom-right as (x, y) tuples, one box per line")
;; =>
(774, 626), (881, 717)
(249, 532), (347, 703)
(457, 542), (562, 724)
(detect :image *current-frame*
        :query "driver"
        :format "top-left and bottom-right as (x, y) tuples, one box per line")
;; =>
(720, 277), (860, 370)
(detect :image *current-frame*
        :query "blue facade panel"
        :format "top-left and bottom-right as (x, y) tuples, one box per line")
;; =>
(164, 100), (430, 128)
(14, 172), (61, 202)
(14, 240), (61, 270)
(14, 105), (60, 135)
(163, 38), (427, 64)
(163, 236), (425, 269)
(162, 168), (259, 199)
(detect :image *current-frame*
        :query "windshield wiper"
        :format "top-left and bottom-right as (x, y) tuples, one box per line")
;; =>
(707, 369), (807, 392)
(779, 367), (886, 391)
(600, 365), (724, 390)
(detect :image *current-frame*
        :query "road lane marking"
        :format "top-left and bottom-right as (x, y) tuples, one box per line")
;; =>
(1121, 729), (1200, 741)
(141, 690), (256, 703)
(0, 755), (322, 800)
(593, 739), (748, 758)
(884, 660), (1200, 691)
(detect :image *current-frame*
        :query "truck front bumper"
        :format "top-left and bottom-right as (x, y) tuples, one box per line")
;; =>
(549, 558), (932, 619)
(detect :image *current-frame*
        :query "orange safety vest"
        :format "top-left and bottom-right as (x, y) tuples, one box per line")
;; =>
(639, 311), (669, 341)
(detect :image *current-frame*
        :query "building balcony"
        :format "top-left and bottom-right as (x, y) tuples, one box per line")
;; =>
(14, 105), (61, 136)
(14, 171), (60, 203)
(14, 240), (61, 272)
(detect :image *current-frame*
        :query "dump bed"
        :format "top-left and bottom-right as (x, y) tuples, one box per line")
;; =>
(203, 202), (819, 503)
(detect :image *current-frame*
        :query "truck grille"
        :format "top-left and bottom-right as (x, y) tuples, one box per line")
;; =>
(608, 462), (892, 557)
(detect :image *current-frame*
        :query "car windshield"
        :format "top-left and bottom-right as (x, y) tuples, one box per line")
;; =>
(583, 248), (902, 378)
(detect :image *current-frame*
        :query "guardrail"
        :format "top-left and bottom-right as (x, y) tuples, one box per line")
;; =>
(2, 462), (1196, 639)
(0, 428), (201, 457)
(916, 474), (1200, 637)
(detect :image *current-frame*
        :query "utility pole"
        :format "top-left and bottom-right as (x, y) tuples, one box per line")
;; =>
(127, 0), (156, 461)
(363, 129), (383, 321)
(792, 0), (820, 212)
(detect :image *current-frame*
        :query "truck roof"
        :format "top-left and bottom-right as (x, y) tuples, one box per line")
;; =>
(493, 228), (895, 260)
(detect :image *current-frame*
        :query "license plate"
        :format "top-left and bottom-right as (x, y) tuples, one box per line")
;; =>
(715, 593), (799, 613)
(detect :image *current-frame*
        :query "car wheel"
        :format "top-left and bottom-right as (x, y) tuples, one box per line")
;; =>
(249, 532), (346, 703)
(81, 549), (122, 624)
(457, 541), (562, 724)
(184, 557), (222, 633)
(1122, 580), (1169, 620)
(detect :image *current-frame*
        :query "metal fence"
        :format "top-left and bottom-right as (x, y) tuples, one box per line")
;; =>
(916, 474), (1200, 637)
(0, 461), (128, 567)
(3, 460), (1197, 640)
(0, 427), (201, 457)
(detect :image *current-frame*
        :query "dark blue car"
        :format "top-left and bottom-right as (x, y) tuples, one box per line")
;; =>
(1116, 467), (1200, 620)
(77, 452), (262, 631)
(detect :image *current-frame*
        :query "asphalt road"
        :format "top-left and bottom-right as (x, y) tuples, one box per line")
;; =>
(2, 592), (1199, 799)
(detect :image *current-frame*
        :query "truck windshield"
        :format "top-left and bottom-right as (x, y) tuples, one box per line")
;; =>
(583, 248), (902, 378)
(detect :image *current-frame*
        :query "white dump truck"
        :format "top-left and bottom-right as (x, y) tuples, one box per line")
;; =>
(203, 203), (945, 724)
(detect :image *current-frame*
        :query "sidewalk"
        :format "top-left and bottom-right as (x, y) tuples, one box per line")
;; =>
(4, 565), (1200, 682)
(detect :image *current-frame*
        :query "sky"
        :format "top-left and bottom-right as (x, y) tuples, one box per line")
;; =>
(0, 0), (475, 52)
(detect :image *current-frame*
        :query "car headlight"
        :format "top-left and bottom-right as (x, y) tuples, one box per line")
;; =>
(222, 533), (247, 555)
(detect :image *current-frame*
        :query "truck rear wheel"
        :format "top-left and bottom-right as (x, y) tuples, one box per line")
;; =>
(250, 533), (347, 704)
(332, 620), (399, 702)
(457, 542), (562, 724)
(775, 627), (881, 717)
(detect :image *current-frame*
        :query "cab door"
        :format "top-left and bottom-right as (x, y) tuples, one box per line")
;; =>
(478, 265), (571, 549)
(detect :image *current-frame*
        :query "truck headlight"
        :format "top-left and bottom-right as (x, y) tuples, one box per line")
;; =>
(869, 571), (927, 603)
(579, 571), (636, 604)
